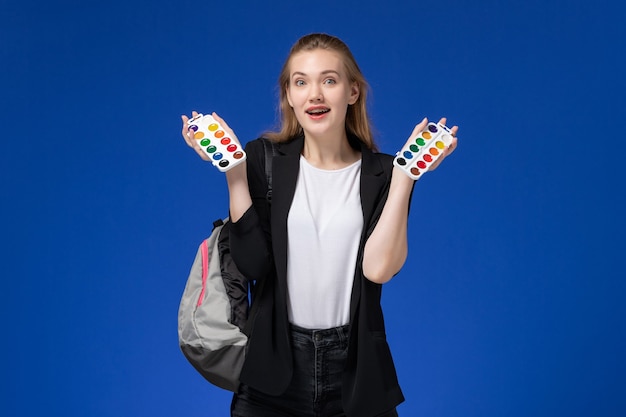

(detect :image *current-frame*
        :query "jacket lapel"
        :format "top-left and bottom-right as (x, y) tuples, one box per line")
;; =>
(271, 136), (304, 301)
(359, 145), (387, 226)
(350, 144), (389, 320)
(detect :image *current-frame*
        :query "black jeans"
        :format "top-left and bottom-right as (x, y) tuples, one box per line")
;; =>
(231, 324), (398, 417)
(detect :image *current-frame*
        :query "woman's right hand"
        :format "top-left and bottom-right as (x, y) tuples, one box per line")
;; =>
(180, 111), (244, 164)
(181, 110), (210, 161)
(181, 111), (251, 220)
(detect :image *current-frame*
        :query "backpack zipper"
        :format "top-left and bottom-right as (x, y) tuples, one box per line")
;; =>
(197, 240), (209, 307)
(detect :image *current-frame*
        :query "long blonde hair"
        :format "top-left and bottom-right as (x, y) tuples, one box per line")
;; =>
(265, 33), (376, 150)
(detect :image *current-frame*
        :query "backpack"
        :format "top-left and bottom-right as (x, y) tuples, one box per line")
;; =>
(178, 138), (275, 392)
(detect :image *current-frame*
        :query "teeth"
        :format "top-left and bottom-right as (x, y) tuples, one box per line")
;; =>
(307, 108), (329, 114)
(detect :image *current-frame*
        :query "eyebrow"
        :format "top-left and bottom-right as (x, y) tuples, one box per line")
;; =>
(291, 70), (341, 78)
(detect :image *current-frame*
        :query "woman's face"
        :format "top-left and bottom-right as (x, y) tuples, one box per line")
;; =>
(286, 49), (359, 140)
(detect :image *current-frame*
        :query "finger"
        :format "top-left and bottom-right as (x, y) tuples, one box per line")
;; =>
(409, 117), (428, 139)
(429, 136), (458, 171)
(211, 112), (226, 126)
(182, 115), (202, 149)
(194, 146), (211, 161)
(181, 112), (214, 161)
(181, 115), (188, 133)
(439, 138), (457, 164)
(438, 117), (459, 140)
(184, 111), (200, 126)
(181, 117), (195, 145)
(181, 116), (192, 143)
(212, 112), (233, 132)
(437, 117), (458, 137)
(188, 135), (211, 161)
(447, 136), (458, 154)
(181, 115), (193, 132)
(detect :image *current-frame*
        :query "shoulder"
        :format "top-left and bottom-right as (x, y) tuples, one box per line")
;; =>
(360, 145), (395, 179)
(242, 137), (276, 171)
(243, 137), (268, 157)
(374, 151), (394, 166)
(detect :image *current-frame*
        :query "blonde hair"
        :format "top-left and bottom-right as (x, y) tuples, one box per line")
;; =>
(265, 33), (377, 150)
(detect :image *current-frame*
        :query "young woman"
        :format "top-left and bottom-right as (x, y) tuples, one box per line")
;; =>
(182, 33), (458, 417)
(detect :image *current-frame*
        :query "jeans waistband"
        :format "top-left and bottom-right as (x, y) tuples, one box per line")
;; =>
(289, 323), (350, 347)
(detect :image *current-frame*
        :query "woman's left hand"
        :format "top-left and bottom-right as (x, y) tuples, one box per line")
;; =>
(431, 117), (458, 170)
(403, 117), (458, 172)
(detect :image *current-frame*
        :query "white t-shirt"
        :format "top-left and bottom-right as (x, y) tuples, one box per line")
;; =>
(286, 156), (363, 329)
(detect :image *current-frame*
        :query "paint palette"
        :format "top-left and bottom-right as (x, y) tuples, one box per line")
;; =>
(187, 113), (246, 172)
(393, 122), (454, 181)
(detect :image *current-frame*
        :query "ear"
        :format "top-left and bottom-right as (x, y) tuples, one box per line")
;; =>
(348, 81), (360, 105)
(286, 87), (294, 108)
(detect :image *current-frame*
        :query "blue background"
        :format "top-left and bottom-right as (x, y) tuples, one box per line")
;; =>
(2, 0), (625, 416)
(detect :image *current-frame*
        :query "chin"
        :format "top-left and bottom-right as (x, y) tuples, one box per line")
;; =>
(299, 120), (341, 138)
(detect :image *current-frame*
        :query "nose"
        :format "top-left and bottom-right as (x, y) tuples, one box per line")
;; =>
(309, 85), (323, 102)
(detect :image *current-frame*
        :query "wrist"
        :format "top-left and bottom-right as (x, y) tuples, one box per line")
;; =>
(225, 162), (247, 182)
(391, 166), (416, 188)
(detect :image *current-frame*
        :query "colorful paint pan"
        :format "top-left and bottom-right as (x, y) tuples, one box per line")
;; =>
(393, 121), (454, 181)
(187, 113), (247, 172)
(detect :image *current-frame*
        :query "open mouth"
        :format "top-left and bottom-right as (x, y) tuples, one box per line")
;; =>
(306, 107), (330, 116)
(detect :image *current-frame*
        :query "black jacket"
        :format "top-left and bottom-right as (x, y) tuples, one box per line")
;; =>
(230, 135), (406, 416)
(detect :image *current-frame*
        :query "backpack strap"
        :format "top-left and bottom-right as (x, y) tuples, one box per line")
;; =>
(242, 138), (276, 336)
(262, 138), (277, 203)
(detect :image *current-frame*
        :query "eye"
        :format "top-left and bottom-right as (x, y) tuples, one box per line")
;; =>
(324, 78), (336, 85)
(294, 79), (305, 86)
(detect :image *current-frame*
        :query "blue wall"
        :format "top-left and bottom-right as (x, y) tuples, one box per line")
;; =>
(2, 0), (625, 415)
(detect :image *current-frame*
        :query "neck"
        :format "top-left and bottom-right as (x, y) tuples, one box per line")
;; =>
(302, 130), (360, 170)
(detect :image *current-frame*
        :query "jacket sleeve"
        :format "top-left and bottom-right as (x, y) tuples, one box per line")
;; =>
(229, 138), (273, 282)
